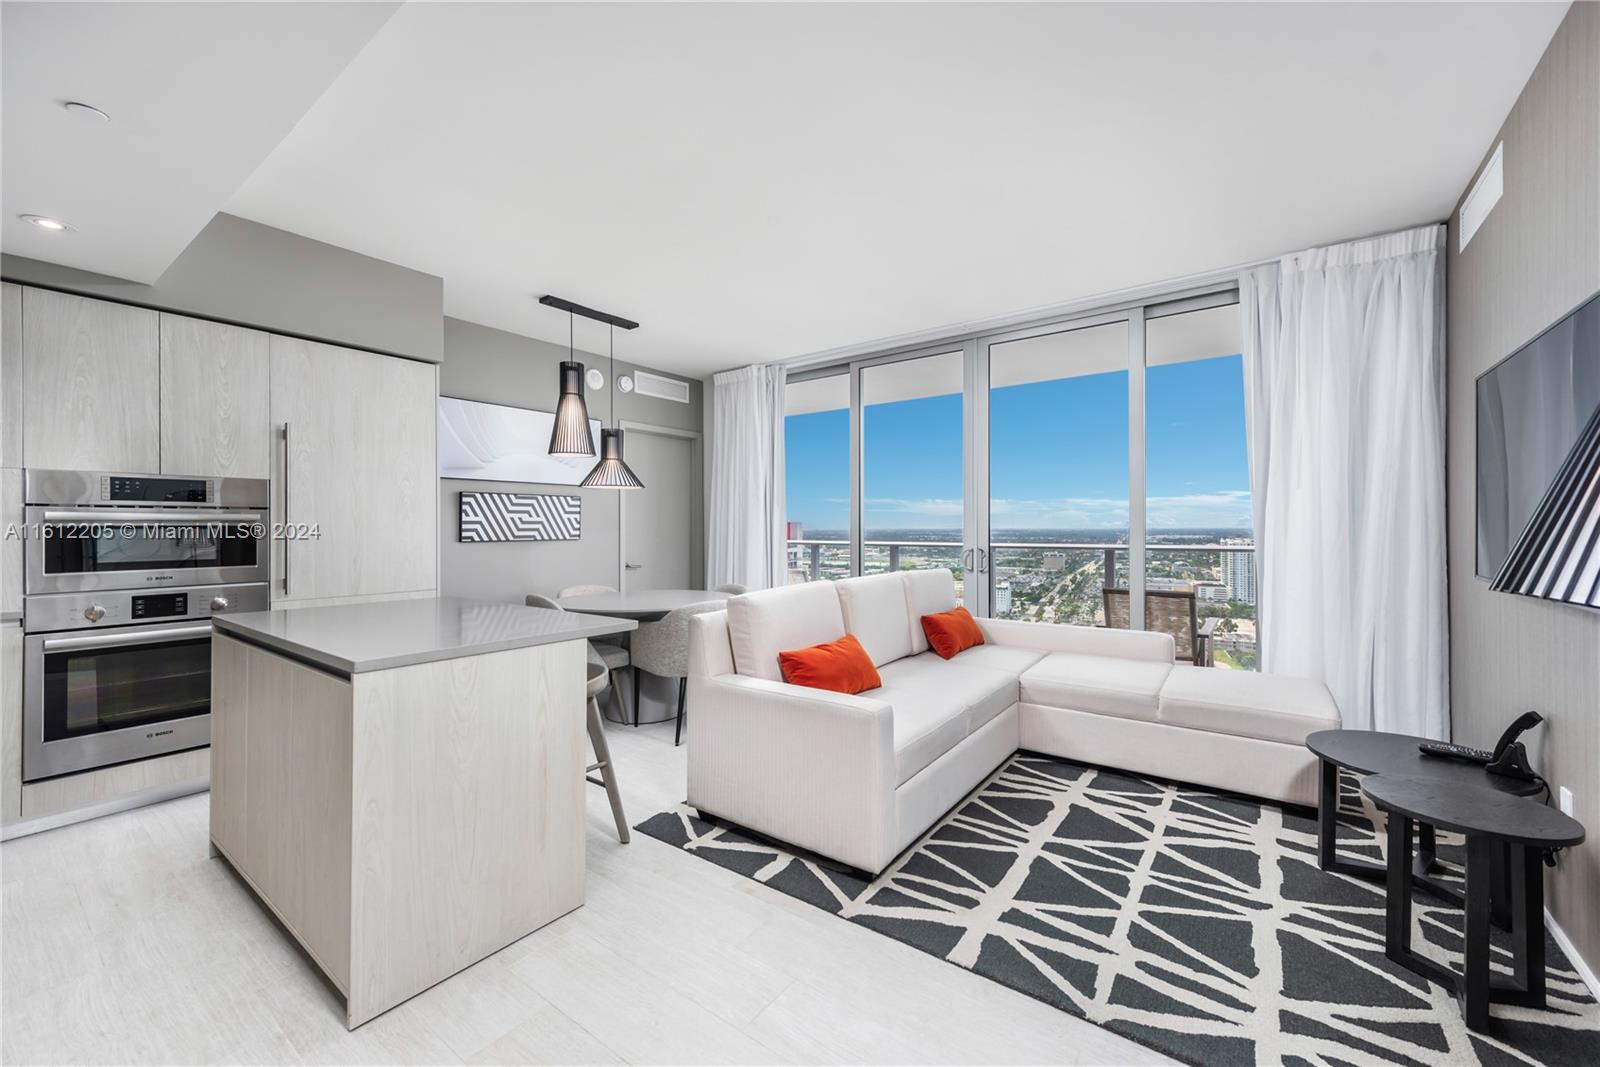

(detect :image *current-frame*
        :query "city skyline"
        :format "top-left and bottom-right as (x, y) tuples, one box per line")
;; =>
(785, 353), (1254, 532)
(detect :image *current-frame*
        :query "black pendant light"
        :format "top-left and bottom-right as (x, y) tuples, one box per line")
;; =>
(547, 308), (595, 457)
(581, 323), (645, 489)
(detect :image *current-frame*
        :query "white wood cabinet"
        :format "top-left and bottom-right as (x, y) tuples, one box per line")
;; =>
(1, 468), (20, 619)
(210, 632), (585, 1028)
(270, 336), (437, 604)
(2, 283), (21, 468)
(159, 314), (271, 478)
(1, 622), (20, 827)
(21, 288), (159, 472)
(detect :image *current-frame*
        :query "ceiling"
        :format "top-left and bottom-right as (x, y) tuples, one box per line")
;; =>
(1, 2), (400, 282)
(4, 3), (1570, 376)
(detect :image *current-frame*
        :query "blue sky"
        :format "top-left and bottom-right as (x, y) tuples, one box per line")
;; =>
(785, 353), (1252, 532)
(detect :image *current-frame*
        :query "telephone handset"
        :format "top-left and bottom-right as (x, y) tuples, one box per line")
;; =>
(1417, 710), (1543, 781)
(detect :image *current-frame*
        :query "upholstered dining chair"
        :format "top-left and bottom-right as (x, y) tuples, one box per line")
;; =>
(629, 600), (727, 746)
(714, 583), (747, 595)
(527, 592), (633, 721)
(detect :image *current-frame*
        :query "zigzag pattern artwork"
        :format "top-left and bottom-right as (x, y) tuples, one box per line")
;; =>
(458, 491), (581, 543)
(639, 755), (1600, 1066)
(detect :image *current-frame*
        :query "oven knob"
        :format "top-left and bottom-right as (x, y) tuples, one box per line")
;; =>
(84, 604), (106, 623)
(210, 596), (229, 612)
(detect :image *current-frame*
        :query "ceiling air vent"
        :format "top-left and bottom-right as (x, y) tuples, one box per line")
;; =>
(632, 370), (691, 404)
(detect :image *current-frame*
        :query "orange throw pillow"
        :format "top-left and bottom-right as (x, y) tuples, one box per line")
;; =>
(778, 634), (882, 695)
(922, 607), (984, 660)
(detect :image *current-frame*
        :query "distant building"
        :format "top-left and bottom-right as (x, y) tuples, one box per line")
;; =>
(1196, 582), (1230, 602)
(994, 579), (1012, 615)
(1221, 547), (1256, 605)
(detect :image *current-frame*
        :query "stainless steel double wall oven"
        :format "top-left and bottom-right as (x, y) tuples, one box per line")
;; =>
(21, 469), (270, 781)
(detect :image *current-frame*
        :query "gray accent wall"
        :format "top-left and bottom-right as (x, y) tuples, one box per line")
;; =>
(1447, 3), (1600, 976)
(438, 316), (703, 604)
(2, 213), (443, 363)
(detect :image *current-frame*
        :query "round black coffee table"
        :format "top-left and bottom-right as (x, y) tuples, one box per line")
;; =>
(1305, 729), (1543, 905)
(1363, 774), (1583, 1033)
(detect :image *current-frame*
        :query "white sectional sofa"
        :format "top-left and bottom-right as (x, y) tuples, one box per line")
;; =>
(686, 569), (1340, 875)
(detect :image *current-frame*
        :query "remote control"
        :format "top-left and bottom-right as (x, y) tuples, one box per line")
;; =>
(1419, 740), (1494, 763)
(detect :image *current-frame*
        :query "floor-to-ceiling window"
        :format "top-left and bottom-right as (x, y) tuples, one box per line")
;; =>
(988, 320), (1128, 624)
(783, 372), (850, 583)
(860, 351), (965, 597)
(781, 283), (1255, 662)
(1145, 301), (1256, 668)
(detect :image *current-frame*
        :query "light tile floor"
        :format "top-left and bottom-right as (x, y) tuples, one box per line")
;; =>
(1, 715), (1170, 1065)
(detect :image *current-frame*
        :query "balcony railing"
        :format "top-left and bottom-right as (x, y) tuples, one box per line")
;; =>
(784, 538), (1259, 669)
(785, 539), (1254, 585)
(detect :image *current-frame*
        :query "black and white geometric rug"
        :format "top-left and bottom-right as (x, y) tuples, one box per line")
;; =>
(638, 754), (1600, 1066)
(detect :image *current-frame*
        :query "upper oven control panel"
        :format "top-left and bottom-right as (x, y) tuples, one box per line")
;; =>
(101, 475), (215, 504)
(24, 468), (269, 509)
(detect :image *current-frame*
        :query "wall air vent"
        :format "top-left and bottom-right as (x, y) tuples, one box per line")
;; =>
(633, 370), (691, 404)
(1459, 141), (1504, 252)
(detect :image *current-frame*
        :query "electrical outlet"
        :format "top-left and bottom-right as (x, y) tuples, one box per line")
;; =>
(1558, 786), (1575, 817)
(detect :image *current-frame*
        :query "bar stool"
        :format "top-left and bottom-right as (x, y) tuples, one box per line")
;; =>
(529, 592), (632, 722)
(585, 652), (629, 844)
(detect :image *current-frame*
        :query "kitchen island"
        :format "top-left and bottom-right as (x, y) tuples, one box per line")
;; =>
(208, 597), (634, 1028)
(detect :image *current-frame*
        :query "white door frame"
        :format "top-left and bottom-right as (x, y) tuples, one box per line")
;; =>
(616, 419), (703, 593)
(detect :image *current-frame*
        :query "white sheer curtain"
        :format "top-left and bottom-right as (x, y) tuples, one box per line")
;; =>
(707, 364), (787, 590)
(1242, 224), (1448, 737)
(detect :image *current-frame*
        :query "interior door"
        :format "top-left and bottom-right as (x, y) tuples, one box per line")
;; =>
(621, 428), (694, 591)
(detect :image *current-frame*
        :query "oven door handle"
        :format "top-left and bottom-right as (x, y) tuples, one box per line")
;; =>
(40, 623), (214, 653)
(39, 509), (264, 526)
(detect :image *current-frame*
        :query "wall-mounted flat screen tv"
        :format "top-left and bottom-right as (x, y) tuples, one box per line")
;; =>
(1476, 290), (1600, 579)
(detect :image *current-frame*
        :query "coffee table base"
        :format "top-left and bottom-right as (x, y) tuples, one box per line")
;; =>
(1317, 758), (1513, 928)
(1383, 818), (1546, 1032)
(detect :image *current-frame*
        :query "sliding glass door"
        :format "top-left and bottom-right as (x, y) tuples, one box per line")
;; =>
(781, 284), (1254, 665)
(983, 318), (1130, 624)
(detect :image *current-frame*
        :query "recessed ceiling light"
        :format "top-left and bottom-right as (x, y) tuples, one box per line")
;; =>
(63, 101), (110, 123)
(19, 214), (70, 232)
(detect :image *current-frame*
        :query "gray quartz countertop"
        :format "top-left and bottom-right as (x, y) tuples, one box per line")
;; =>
(212, 596), (636, 676)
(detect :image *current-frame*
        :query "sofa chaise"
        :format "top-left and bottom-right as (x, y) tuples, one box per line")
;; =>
(686, 569), (1340, 875)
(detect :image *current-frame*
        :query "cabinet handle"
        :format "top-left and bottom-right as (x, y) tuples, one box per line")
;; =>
(281, 422), (290, 595)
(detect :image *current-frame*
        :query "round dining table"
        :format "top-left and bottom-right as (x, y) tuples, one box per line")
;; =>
(557, 588), (732, 621)
(558, 588), (733, 724)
